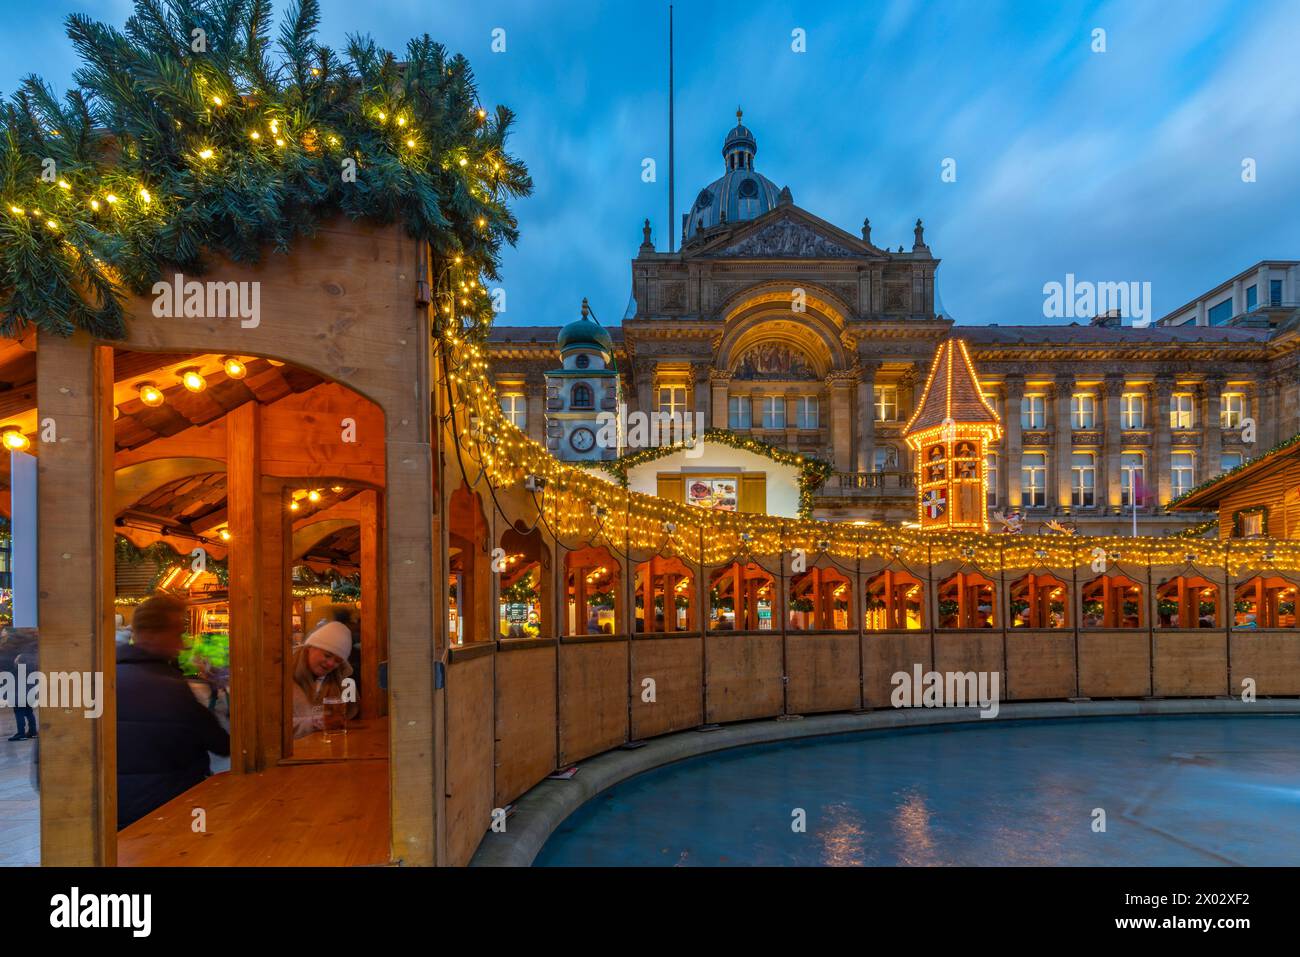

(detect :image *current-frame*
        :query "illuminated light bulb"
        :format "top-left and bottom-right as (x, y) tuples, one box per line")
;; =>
(57, 179), (70, 190)
(90, 199), (100, 210)
(458, 157), (468, 167)
(0, 427), (30, 452)
(289, 500), (300, 512)
(307, 489), (321, 503)
(270, 119), (279, 133)
(397, 115), (407, 127)
(330, 485), (344, 493)
(250, 130), (261, 140)
(8, 206), (21, 214)
(139, 188), (151, 203)
(477, 109), (486, 119)
(405, 138), (415, 148)
(137, 382), (165, 407)
(310, 67), (321, 76)
(221, 356), (247, 379)
(328, 135), (339, 146)
(105, 194), (118, 204)
(377, 111), (387, 122)
(45, 219), (58, 230)
(219, 528), (232, 542)
(477, 217), (486, 227)
(212, 95), (223, 106)
(198, 148), (214, 159)
(275, 138), (285, 146)
(178, 368), (206, 393)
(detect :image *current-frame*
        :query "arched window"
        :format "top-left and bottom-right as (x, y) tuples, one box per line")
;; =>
(865, 569), (923, 631)
(1156, 576), (1220, 629)
(1233, 576), (1297, 628)
(565, 545), (619, 635)
(570, 382), (593, 409)
(635, 557), (696, 633)
(708, 562), (774, 632)
(1008, 573), (1069, 628)
(936, 571), (996, 629)
(1081, 573), (1143, 628)
(788, 565), (853, 631)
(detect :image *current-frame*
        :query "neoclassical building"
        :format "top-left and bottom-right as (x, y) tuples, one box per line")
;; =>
(488, 112), (1300, 534)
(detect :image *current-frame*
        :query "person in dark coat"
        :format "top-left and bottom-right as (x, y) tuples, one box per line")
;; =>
(117, 595), (229, 830)
(0, 626), (39, 740)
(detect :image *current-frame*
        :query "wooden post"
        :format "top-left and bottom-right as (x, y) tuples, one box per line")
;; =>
(36, 333), (116, 865)
(227, 401), (262, 772)
(359, 489), (385, 719)
(259, 477), (286, 764)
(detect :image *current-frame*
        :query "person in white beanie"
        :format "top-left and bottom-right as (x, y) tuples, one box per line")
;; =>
(291, 621), (359, 738)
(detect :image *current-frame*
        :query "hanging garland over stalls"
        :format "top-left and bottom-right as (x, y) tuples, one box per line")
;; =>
(583, 428), (833, 519)
(0, 0), (530, 338)
(115, 533), (229, 587)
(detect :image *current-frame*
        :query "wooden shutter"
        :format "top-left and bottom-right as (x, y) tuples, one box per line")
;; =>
(739, 474), (766, 513)
(656, 474), (684, 503)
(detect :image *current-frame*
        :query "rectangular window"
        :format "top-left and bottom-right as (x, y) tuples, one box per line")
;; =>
(1208, 299), (1233, 326)
(1220, 392), (1246, 429)
(1121, 452), (1145, 507)
(1246, 284), (1257, 311)
(761, 395), (785, 430)
(1021, 394), (1046, 430)
(1071, 452), (1096, 508)
(874, 385), (898, 422)
(1071, 393), (1096, 430)
(728, 396), (751, 429)
(1271, 279), (1283, 306)
(1121, 393), (1144, 429)
(499, 393), (527, 429)
(1220, 451), (1243, 472)
(1239, 510), (1265, 538)
(1170, 393), (1195, 429)
(1171, 451), (1195, 498)
(796, 396), (819, 430)
(986, 453), (999, 508)
(657, 386), (687, 416)
(1022, 452), (1047, 508)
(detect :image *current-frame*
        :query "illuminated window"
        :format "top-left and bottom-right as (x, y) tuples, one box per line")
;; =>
(761, 396), (785, 430)
(1220, 392), (1246, 429)
(1021, 394), (1046, 430)
(1121, 393), (1144, 429)
(1170, 393), (1194, 429)
(1071, 393), (1095, 429)
(728, 396), (751, 429)
(1121, 452), (1145, 507)
(986, 452), (999, 508)
(796, 396), (819, 429)
(874, 385), (898, 422)
(1071, 451), (1096, 507)
(1022, 452), (1047, 507)
(1171, 451), (1195, 497)
(499, 393), (527, 429)
(657, 385), (687, 416)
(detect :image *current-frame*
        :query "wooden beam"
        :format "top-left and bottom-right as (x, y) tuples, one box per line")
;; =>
(226, 401), (262, 773)
(36, 333), (116, 865)
(359, 489), (385, 720)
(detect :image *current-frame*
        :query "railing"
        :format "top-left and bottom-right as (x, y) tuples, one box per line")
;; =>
(825, 470), (915, 494)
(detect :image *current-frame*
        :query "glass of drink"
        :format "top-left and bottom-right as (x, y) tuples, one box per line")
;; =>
(321, 697), (347, 743)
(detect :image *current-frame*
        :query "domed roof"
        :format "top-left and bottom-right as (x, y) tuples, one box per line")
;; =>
(684, 108), (783, 243)
(557, 298), (613, 353)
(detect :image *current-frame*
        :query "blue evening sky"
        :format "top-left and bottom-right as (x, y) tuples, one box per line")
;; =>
(3, 0), (1297, 327)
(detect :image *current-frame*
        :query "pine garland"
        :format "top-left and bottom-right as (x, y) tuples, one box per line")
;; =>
(0, 0), (531, 338)
(1166, 431), (1300, 510)
(115, 532), (229, 587)
(586, 428), (833, 518)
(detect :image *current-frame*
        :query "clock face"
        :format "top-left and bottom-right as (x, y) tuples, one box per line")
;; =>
(570, 427), (596, 452)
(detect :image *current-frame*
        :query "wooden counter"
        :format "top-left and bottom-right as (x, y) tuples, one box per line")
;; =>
(288, 720), (388, 762)
(117, 760), (390, 866)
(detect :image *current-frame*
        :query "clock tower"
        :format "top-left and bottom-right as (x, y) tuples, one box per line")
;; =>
(546, 298), (621, 462)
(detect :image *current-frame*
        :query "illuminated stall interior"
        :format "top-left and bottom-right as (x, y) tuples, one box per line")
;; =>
(787, 565), (852, 630)
(708, 561), (775, 631)
(497, 525), (550, 638)
(1156, 575), (1220, 628)
(1081, 573), (1144, 628)
(634, 556), (696, 632)
(565, 545), (620, 635)
(1233, 576), (1297, 628)
(1008, 572), (1069, 629)
(936, 570), (996, 629)
(448, 485), (491, 645)
(864, 568), (923, 630)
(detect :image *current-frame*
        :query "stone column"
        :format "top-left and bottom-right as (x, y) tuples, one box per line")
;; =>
(784, 389), (799, 443)
(1153, 375), (1174, 507)
(750, 392), (764, 431)
(829, 373), (855, 473)
(1004, 373), (1024, 509)
(1053, 373), (1073, 512)
(856, 361), (878, 473)
(711, 371), (731, 429)
(633, 357), (654, 417)
(1203, 375), (1224, 481)
(693, 362), (710, 428)
(1104, 373), (1124, 511)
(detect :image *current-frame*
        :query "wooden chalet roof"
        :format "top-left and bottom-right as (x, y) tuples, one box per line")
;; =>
(903, 338), (1000, 436)
(1167, 434), (1300, 511)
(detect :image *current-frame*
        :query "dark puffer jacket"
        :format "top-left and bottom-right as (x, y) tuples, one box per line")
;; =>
(116, 642), (230, 830)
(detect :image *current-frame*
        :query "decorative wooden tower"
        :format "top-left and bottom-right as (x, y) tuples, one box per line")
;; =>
(903, 339), (1002, 532)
